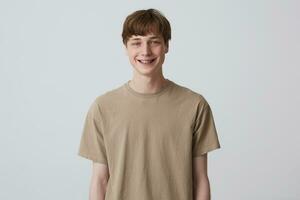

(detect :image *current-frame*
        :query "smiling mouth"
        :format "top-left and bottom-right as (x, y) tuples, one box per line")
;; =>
(137, 58), (156, 64)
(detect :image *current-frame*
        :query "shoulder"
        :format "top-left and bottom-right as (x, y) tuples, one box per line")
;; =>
(85, 83), (125, 119)
(92, 83), (125, 107)
(171, 81), (209, 107)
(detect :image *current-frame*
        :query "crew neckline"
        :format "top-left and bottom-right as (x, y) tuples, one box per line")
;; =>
(124, 79), (174, 98)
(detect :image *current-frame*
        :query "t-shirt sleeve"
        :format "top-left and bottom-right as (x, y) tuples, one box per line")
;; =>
(77, 101), (108, 165)
(192, 98), (221, 157)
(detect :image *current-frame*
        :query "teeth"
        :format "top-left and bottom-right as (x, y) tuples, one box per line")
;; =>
(138, 59), (155, 64)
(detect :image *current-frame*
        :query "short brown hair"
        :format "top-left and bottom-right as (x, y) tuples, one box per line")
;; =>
(122, 8), (171, 47)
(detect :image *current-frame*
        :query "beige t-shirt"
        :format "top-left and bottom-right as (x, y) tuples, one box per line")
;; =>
(78, 79), (221, 200)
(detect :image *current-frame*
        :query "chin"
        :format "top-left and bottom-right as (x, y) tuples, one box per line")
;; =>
(134, 66), (162, 76)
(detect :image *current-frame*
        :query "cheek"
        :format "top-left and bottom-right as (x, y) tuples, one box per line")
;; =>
(129, 54), (138, 62)
(129, 50), (138, 57)
(127, 52), (136, 59)
(153, 47), (165, 54)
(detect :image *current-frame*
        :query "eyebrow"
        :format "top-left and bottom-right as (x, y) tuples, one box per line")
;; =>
(148, 36), (160, 39)
(129, 36), (160, 41)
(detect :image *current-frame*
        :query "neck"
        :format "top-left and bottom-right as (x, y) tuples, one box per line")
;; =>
(129, 75), (169, 94)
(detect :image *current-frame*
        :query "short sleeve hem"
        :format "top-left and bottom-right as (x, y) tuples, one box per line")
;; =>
(193, 141), (221, 157)
(192, 97), (221, 157)
(77, 100), (108, 165)
(78, 151), (108, 165)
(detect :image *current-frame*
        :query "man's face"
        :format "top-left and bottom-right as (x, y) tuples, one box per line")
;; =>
(125, 33), (168, 77)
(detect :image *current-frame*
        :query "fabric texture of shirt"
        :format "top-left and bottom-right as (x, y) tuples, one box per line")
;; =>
(78, 79), (221, 200)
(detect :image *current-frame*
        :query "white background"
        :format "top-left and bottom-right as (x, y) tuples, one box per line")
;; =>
(1, 0), (299, 199)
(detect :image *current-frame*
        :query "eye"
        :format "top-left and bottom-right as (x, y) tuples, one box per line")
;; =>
(131, 42), (140, 46)
(151, 41), (160, 44)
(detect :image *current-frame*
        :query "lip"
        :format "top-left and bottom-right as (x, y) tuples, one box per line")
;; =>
(137, 58), (156, 61)
(137, 58), (156, 64)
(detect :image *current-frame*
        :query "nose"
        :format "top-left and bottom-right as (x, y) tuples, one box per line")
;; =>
(141, 43), (152, 56)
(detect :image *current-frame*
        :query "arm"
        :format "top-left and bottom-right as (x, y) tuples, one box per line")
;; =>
(89, 162), (110, 200)
(193, 153), (211, 200)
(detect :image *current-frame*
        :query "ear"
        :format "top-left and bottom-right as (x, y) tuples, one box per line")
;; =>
(165, 44), (169, 54)
(124, 45), (128, 56)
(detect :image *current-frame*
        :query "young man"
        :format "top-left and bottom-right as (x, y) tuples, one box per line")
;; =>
(78, 8), (221, 200)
